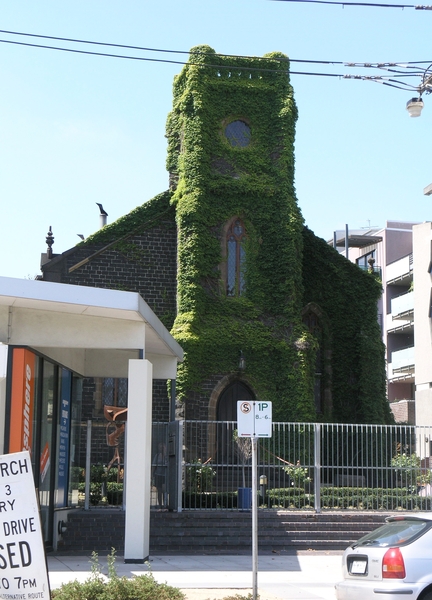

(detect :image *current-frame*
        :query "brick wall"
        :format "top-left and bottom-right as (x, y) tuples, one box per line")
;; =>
(44, 220), (177, 330)
(390, 399), (415, 424)
(42, 215), (176, 430)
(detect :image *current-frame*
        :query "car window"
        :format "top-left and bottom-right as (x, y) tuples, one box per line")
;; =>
(353, 519), (431, 548)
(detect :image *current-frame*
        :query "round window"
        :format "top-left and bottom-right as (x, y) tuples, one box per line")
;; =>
(224, 120), (251, 148)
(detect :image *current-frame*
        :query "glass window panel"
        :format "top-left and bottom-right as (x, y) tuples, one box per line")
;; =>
(227, 238), (237, 296)
(103, 378), (114, 405)
(239, 242), (246, 294)
(69, 377), (82, 507)
(118, 378), (128, 407)
(39, 362), (56, 543)
(225, 219), (247, 297)
(30, 355), (40, 473)
(234, 220), (243, 237)
(225, 121), (251, 148)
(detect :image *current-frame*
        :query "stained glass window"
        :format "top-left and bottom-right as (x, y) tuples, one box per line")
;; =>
(226, 218), (246, 296)
(225, 120), (251, 148)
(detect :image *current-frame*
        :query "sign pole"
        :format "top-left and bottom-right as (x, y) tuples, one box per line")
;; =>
(237, 400), (272, 600)
(252, 435), (258, 600)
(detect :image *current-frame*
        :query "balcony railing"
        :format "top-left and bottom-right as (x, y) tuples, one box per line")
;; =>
(390, 346), (415, 377)
(391, 291), (414, 321)
(386, 313), (413, 334)
(386, 254), (413, 285)
(357, 264), (382, 278)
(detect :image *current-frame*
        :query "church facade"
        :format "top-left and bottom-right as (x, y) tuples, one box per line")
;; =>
(41, 46), (392, 426)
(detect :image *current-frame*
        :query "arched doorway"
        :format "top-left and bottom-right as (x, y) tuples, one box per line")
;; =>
(215, 380), (256, 468)
(217, 380), (255, 420)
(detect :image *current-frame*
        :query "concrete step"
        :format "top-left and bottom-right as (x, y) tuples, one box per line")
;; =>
(55, 509), (390, 554)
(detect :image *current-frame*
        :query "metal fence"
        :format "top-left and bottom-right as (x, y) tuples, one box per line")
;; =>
(77, 419), (432, 512)
(181, 421), (432, 512)
(74, 419), (170, 510)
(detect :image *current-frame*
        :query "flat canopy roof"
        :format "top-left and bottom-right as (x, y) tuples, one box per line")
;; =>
(334, 234), (383, 248)
(0, 277), (183, 378)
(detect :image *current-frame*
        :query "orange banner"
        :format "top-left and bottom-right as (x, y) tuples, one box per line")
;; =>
(9, 348), (36, 454)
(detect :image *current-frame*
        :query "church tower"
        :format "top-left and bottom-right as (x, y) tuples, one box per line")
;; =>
(167, 46), (316, 421)
(39, 45), (391, 426)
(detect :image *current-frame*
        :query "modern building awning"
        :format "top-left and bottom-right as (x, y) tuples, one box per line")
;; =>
(334, 235), (383, 248)
(0, 276), (183, 378)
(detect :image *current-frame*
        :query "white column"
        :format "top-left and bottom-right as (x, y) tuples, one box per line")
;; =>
(0, 343), (8, 454)
(124, 358), (152, 563)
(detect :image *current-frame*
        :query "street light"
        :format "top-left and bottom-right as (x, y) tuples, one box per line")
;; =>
(406, 97), (424, 118)
(406, 64), (432, 117)
(424, 183), (432, 196)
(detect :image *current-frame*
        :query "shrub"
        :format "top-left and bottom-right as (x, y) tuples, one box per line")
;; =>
(391, 452), (431, 488)
(51, 550), (185, 600)
(51, 550), (253, 600)
(185, 459), (216, 493)
(182, 491), (237, 509)
(284, 463), (311, 487)
(78, 482), (104, 505)
(267, 487), (314, 509)
(106, 482), (123, 505)
(51, 573), (185, 600)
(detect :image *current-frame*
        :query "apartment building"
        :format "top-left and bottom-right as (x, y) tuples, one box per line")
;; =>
(331, 221), (418, 424)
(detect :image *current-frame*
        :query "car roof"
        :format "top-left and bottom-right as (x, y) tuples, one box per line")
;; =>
(386, 513), (432, 522)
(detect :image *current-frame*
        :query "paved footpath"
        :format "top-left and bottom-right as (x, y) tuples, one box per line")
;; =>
(48, 551), (344, 600)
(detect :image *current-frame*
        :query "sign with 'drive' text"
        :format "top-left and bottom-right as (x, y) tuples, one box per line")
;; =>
(0, 451), (50, 600)
(237, 401), (272, 437)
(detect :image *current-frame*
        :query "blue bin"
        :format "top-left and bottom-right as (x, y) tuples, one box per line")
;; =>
(238, 487), (252, 511)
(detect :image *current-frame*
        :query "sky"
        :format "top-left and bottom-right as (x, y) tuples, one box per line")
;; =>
(1, 0), (431, 279)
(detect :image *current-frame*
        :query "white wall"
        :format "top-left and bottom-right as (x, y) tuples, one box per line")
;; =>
(413, 222), (432, 425)
(0, 343), (8, 454)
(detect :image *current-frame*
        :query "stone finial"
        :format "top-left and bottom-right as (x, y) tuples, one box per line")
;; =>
(46, 226), (54, 259)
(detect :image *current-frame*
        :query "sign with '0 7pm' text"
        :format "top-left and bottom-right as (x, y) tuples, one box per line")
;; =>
(0, 451), (50, 600)
(237, 401), (272, 438)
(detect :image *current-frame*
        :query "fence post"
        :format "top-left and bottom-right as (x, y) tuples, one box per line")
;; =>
(314, 423), (321, 513)
(84, 419), (92, 510)
(177, 420), (184, 512)
(167, 420), (183, 512)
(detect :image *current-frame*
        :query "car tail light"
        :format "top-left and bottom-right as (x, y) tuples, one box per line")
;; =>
(382, 548), (406, 579)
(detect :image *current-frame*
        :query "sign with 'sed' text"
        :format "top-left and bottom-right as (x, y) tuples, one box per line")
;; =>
(0, 451), (50, 600)
(237, 401), (272, 437)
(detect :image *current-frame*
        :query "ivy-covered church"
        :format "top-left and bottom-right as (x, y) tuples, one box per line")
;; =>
(41, 46), (392, 425)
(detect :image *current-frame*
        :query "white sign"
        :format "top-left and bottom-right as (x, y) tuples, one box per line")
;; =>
(237, 401), (272, 437)
(0, 451), (50, 600)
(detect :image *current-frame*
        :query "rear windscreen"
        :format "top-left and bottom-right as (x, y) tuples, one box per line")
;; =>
(353, 519), (431, 548)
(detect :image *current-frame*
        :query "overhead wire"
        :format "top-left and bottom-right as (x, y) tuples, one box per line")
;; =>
(0, 28), (430, 94)
(270, 0), (432, 8)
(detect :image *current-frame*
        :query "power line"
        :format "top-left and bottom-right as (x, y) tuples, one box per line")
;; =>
(0, 30), (430, 94)
(0, 38), (191, 67)
(270, 0), (432, 8)
(0, 28), (342, 66)
(0, 27), (428, 69)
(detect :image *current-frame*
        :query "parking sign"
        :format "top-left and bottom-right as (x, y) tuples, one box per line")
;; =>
(237, 401), (272, 437)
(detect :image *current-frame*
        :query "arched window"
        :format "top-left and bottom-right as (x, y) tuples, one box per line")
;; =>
(226, 218), (246, 297)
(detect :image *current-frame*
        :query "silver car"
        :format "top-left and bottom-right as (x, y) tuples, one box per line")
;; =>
(335, 513), (432, 600)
